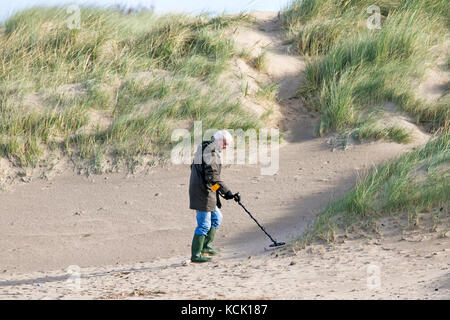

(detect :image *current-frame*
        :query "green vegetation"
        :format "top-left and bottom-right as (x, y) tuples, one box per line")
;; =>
(252, 51), (267, 73)
(282, 0), (449, 141)
(282, 0), (449, 245)
(256, 82), (279, 103)
(0, 7), (258, 171)
(300, 131), (449, 245)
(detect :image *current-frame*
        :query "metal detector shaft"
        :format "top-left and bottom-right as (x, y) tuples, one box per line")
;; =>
(237, 201), (279, 246)
(213, 189), (284, 247)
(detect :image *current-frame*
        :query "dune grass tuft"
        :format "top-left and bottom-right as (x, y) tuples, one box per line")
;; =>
(300, 130), (449, 245)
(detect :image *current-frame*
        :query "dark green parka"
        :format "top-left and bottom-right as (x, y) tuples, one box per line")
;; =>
(189, 140), (231, 212)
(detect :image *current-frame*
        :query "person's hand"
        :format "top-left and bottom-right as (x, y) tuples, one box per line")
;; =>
(224, 191), (234, 200)
(233, 192), (241, 202)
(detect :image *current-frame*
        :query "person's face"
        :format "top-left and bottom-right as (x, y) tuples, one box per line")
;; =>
(216, 138), (228, 150)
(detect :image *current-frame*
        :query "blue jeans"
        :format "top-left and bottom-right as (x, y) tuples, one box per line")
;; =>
(194, 207), (223, 236)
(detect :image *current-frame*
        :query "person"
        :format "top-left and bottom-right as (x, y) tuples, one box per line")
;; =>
(188, 130), (241, 263)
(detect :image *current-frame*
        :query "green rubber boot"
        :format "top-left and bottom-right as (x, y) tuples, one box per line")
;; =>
(191, 234), (212, 263)
(202, 227), (219, 256)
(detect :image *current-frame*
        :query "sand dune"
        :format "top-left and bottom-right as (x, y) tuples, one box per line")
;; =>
(1, 12), (448, 300)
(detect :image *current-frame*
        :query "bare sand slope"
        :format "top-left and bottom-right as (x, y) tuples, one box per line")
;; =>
(1, 12), (447, 300)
